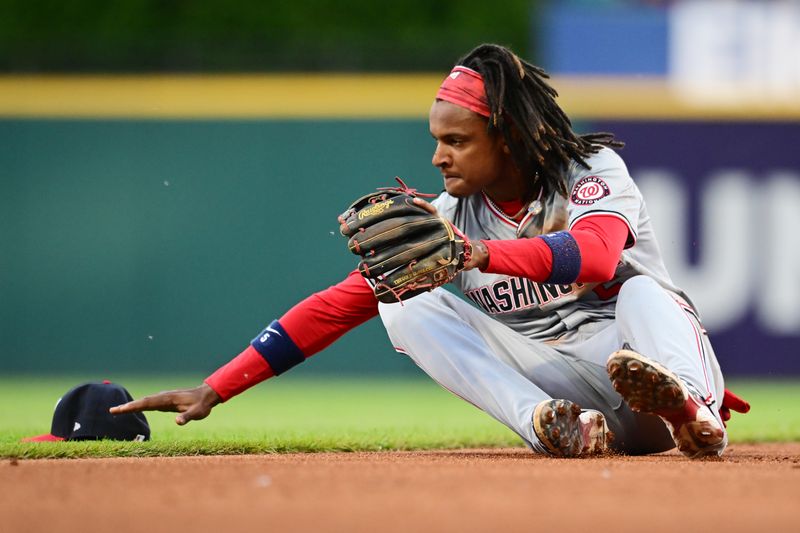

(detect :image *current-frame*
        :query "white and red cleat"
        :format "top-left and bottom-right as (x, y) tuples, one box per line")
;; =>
(532, 398), (611, 457)
(607, 349), (727, 458)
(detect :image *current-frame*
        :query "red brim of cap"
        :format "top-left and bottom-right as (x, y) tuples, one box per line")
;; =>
(21, 434), (65, 443)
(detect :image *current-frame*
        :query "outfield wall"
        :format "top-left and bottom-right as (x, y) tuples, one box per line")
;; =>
(1, 76), (797, 376)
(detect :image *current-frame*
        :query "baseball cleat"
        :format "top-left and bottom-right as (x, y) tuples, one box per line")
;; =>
(532, 399), (610, 457)
(606, 349), (727, 459)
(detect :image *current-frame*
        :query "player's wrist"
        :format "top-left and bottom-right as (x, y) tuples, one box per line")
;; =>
(465, 240), (490, 271)
(198, 383), (222, 407)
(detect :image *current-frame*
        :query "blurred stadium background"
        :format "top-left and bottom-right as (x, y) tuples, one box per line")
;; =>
(1, 0), (798, 381)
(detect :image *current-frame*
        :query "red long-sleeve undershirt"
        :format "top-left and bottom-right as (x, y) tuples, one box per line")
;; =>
(205, 214), (629, 401)
(204, 271), (376, 401)
(280, 269), (379, 354)
(484, 215), (630, 283)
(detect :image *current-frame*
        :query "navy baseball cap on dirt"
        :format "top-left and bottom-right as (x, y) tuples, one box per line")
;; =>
(21, 381), (150, 442)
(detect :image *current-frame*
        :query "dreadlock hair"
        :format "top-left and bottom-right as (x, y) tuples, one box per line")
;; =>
(457, 43), (623, 199)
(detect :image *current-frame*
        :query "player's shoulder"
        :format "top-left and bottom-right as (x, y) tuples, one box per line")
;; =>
(567, 146), (629, 178)
(563, 146), (643, 213)
(566, 146), (633, 189)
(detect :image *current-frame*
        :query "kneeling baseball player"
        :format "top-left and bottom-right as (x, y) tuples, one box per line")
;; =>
(112, 44), (749, 458)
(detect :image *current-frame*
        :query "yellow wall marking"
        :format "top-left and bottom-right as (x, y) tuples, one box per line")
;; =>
(0, 74), (798, 120)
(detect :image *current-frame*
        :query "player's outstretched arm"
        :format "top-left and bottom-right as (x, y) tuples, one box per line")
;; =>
(109, 383), (221, 426)
(109, 273), (379, 426)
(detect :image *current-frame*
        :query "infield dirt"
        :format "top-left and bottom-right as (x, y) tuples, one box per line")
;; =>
(3, 443), (798, 533)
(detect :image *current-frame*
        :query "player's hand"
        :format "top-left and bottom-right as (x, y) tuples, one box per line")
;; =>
(412, 198), (488, 271)
(109, 383), (221, 426)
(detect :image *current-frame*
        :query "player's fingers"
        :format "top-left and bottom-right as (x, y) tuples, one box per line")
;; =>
(412, 197), (439, 216)
(109, 399), (148, 414)
(175, 403), (210, 426)
(109, 392), (178, 414)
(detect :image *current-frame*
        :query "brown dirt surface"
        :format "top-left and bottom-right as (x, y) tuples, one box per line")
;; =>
(2, 443), (799, 533)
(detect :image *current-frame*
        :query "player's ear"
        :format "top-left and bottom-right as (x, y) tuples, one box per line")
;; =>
(499, 124), (522, 155)
(492, 130), (512, 155)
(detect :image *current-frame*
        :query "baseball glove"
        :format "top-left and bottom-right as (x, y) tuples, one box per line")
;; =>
(338, 178), (472, 303)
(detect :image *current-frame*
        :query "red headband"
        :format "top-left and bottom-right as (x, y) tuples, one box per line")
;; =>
(436, 66), (491, 118)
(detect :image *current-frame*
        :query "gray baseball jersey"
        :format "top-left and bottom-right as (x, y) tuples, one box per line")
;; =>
(381, 146), (724, 453)
(433, 146), (692, 340)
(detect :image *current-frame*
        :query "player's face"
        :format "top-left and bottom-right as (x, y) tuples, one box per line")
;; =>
(429, 100), (520, 199)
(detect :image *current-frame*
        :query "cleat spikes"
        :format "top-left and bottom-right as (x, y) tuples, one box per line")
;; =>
(533, 399), (610, 458)
(607, 349), (727, 459)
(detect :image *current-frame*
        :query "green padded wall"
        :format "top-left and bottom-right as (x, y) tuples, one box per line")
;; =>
(0, 119), (442, 375)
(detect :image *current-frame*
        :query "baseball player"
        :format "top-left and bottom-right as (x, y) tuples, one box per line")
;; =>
(111, 44), (748, 458)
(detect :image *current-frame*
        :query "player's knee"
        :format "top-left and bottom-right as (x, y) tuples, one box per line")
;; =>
(618, 275), (659, 305)
(616, 276), (663, 319)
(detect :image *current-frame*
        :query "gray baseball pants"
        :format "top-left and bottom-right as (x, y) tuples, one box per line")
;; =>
(379, 275), (725, 455)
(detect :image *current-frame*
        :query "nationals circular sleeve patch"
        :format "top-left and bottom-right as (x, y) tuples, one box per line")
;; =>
(570, 176), (610, 205)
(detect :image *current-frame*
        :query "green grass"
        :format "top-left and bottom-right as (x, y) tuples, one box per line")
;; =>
(0, 376), (521, 459)
(0, 376), (797, 459)
(717, 380), (800, 442)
